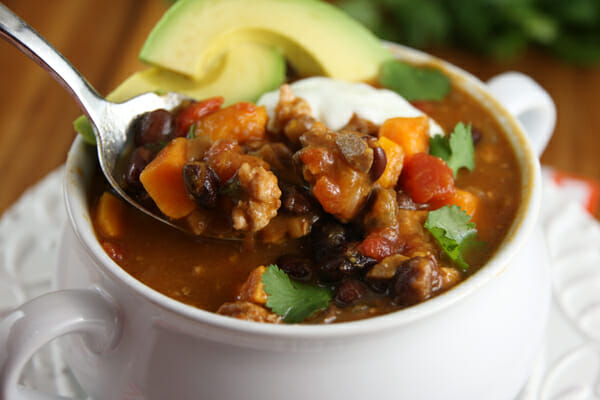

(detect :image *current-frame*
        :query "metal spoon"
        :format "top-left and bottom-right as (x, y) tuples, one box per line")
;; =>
(0, 4), (192, 233)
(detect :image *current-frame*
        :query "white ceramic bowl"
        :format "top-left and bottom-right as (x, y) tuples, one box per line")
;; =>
(0, 44), (556, 400)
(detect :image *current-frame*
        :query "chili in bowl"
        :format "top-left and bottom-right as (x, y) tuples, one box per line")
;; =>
(91, 73), (523, 324)
(0, 45), (553, 400)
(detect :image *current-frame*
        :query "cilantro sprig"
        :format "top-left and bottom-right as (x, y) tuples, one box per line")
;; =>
(262, 265), (332, 323)
(424, 205), (479, 271)
(379, 59), (451, 101)
(429, 122), (475, 177)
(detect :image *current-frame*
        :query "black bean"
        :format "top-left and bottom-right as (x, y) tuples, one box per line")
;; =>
(317, 255), (349, 282)
(365, 254), (407, 294)
(133, 109), (174, 146)
(369, 146), (387, 181)
(182, 162), (220, 209)
(365, 279), (390, 294)
(341, 246), (377, 276)
(335, 280), (368, 306)
(125, 147), (154, 190)
(310, 218), (358, 260)
(276, 254), (313, 282)
(281, 185), (314, 215)
(471, 127), (483, 145)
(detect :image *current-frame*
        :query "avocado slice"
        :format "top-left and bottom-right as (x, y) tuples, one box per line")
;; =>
(74, 42), (285, 144)
(139, 0), (392, 83)
(109, 42), (285, 105)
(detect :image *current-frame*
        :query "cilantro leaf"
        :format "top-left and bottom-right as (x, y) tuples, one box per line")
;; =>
(429, 122), (475, 177)
(424, 205), (479, 271)
(426, 205), (477, 244)
(429, 134), (451, 161)
(447, 123), (475, 174)
(262, 265), (332, 323)
(379, 59), (451, 101)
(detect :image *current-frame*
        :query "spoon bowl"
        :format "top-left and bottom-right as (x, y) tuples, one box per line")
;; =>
(0, 3), (192, 233)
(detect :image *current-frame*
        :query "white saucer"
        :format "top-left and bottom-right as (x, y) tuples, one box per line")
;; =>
(1, 167), (599, 399)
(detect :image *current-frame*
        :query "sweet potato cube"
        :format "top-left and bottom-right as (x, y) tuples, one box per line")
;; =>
(195, 102), (268, 143)
(375, 137), (405, 189)
(139, 137), (196, 219)
(449, 189), (479, 220)
(236, 265), (268, 305)
(380, 116), (429, 157)
(95, 191), (127, 238)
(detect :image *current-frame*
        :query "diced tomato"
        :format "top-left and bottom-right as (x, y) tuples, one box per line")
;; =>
(399, 153), (455, 204)
(175, 97), (224, 137)
(357, 227), (402, 261)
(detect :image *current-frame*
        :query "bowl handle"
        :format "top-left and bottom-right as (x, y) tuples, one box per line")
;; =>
(0, 288), (120, 400)
(486, 71), (556, 157)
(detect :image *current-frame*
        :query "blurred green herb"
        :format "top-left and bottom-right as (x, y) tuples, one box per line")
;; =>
(379, 59), (451, 101)
(335, 0), (600, 65)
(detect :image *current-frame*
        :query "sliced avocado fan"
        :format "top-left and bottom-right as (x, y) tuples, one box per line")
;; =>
(140, 0), (392, 83)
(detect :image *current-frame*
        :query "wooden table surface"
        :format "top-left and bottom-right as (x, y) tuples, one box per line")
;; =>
(1, 0), (599, 219)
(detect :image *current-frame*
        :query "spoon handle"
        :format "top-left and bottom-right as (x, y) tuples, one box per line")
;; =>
(0, 3), (105, 120)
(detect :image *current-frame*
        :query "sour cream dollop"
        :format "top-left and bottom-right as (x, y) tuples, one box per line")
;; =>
(257, 77), (444, 136)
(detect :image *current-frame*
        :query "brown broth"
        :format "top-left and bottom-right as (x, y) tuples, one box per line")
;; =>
(90, 187), (301, 311)
(425, 87), (521, 270)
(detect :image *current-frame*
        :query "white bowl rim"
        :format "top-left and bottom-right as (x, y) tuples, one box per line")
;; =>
(63, 43), (542, 340)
